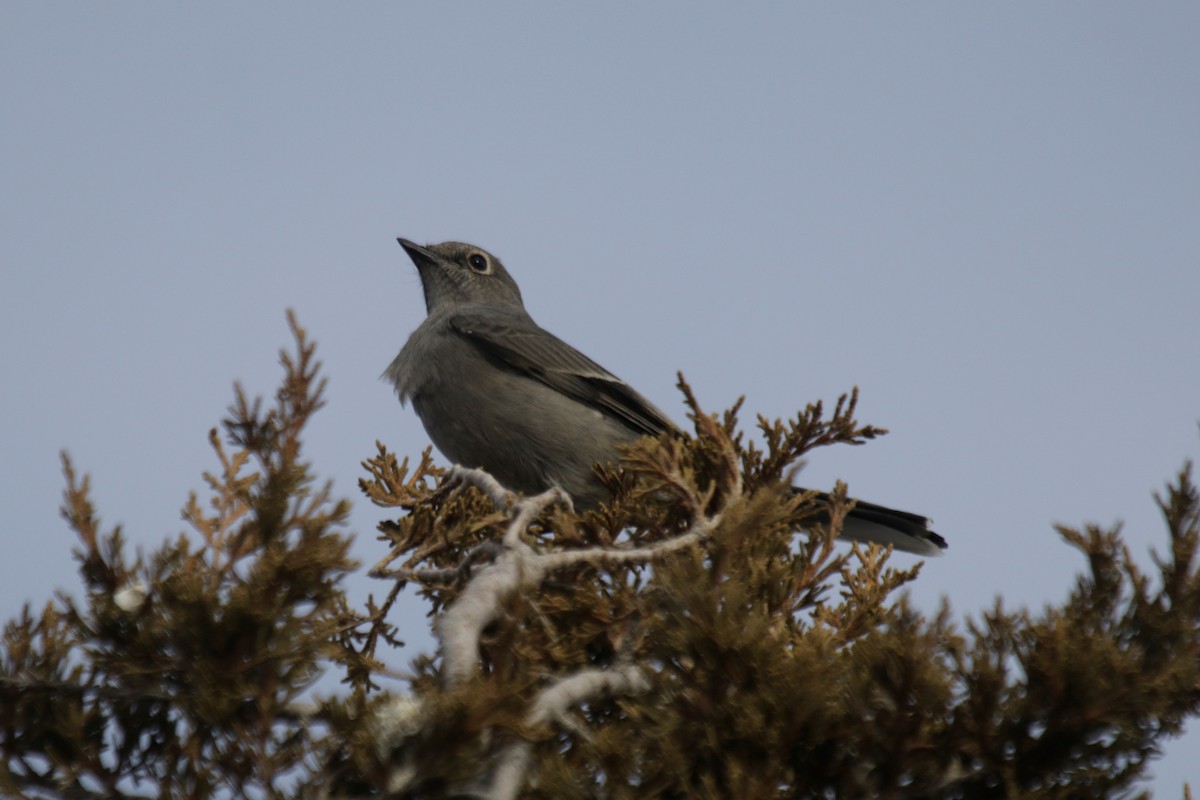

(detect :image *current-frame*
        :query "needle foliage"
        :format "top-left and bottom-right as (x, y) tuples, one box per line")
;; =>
(3, 317), (1198, 799)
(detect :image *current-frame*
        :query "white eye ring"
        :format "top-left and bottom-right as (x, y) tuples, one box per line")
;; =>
(467, 253), (490, 273)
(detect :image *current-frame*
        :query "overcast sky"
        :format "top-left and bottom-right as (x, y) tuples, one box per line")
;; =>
(3, 4), (1198, 792)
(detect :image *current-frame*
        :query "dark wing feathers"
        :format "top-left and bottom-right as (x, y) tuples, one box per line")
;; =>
(449, 309), (679, 438)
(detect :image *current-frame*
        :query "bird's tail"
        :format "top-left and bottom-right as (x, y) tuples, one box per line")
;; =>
(796, 487), (947, 557)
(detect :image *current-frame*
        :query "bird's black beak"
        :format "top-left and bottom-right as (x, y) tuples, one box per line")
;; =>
(397, 237), (438, 267)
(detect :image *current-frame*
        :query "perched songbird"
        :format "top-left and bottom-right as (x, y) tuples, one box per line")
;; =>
(386, 239), (946, 556)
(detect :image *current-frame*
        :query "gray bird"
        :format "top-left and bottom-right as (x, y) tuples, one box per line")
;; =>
(386, 239), (947, 557)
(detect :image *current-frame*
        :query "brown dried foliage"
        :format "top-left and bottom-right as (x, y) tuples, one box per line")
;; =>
(3, 319), (1198, 799)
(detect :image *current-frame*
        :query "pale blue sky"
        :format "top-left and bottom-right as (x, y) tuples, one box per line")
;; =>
(3, 4), (1198, 792)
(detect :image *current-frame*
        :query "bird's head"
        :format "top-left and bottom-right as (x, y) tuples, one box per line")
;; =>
(397, 239), (525, 314)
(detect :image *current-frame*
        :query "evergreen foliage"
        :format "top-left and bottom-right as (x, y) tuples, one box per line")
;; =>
(2, 316), (1197, 798)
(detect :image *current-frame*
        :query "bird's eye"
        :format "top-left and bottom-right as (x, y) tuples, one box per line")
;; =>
(467, 253), (490, 273)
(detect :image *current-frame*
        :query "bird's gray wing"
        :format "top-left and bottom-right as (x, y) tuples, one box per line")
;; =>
(448, 308), (679, 438)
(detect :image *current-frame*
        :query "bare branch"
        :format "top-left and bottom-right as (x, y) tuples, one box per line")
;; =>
(485, 664), (649, 800)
